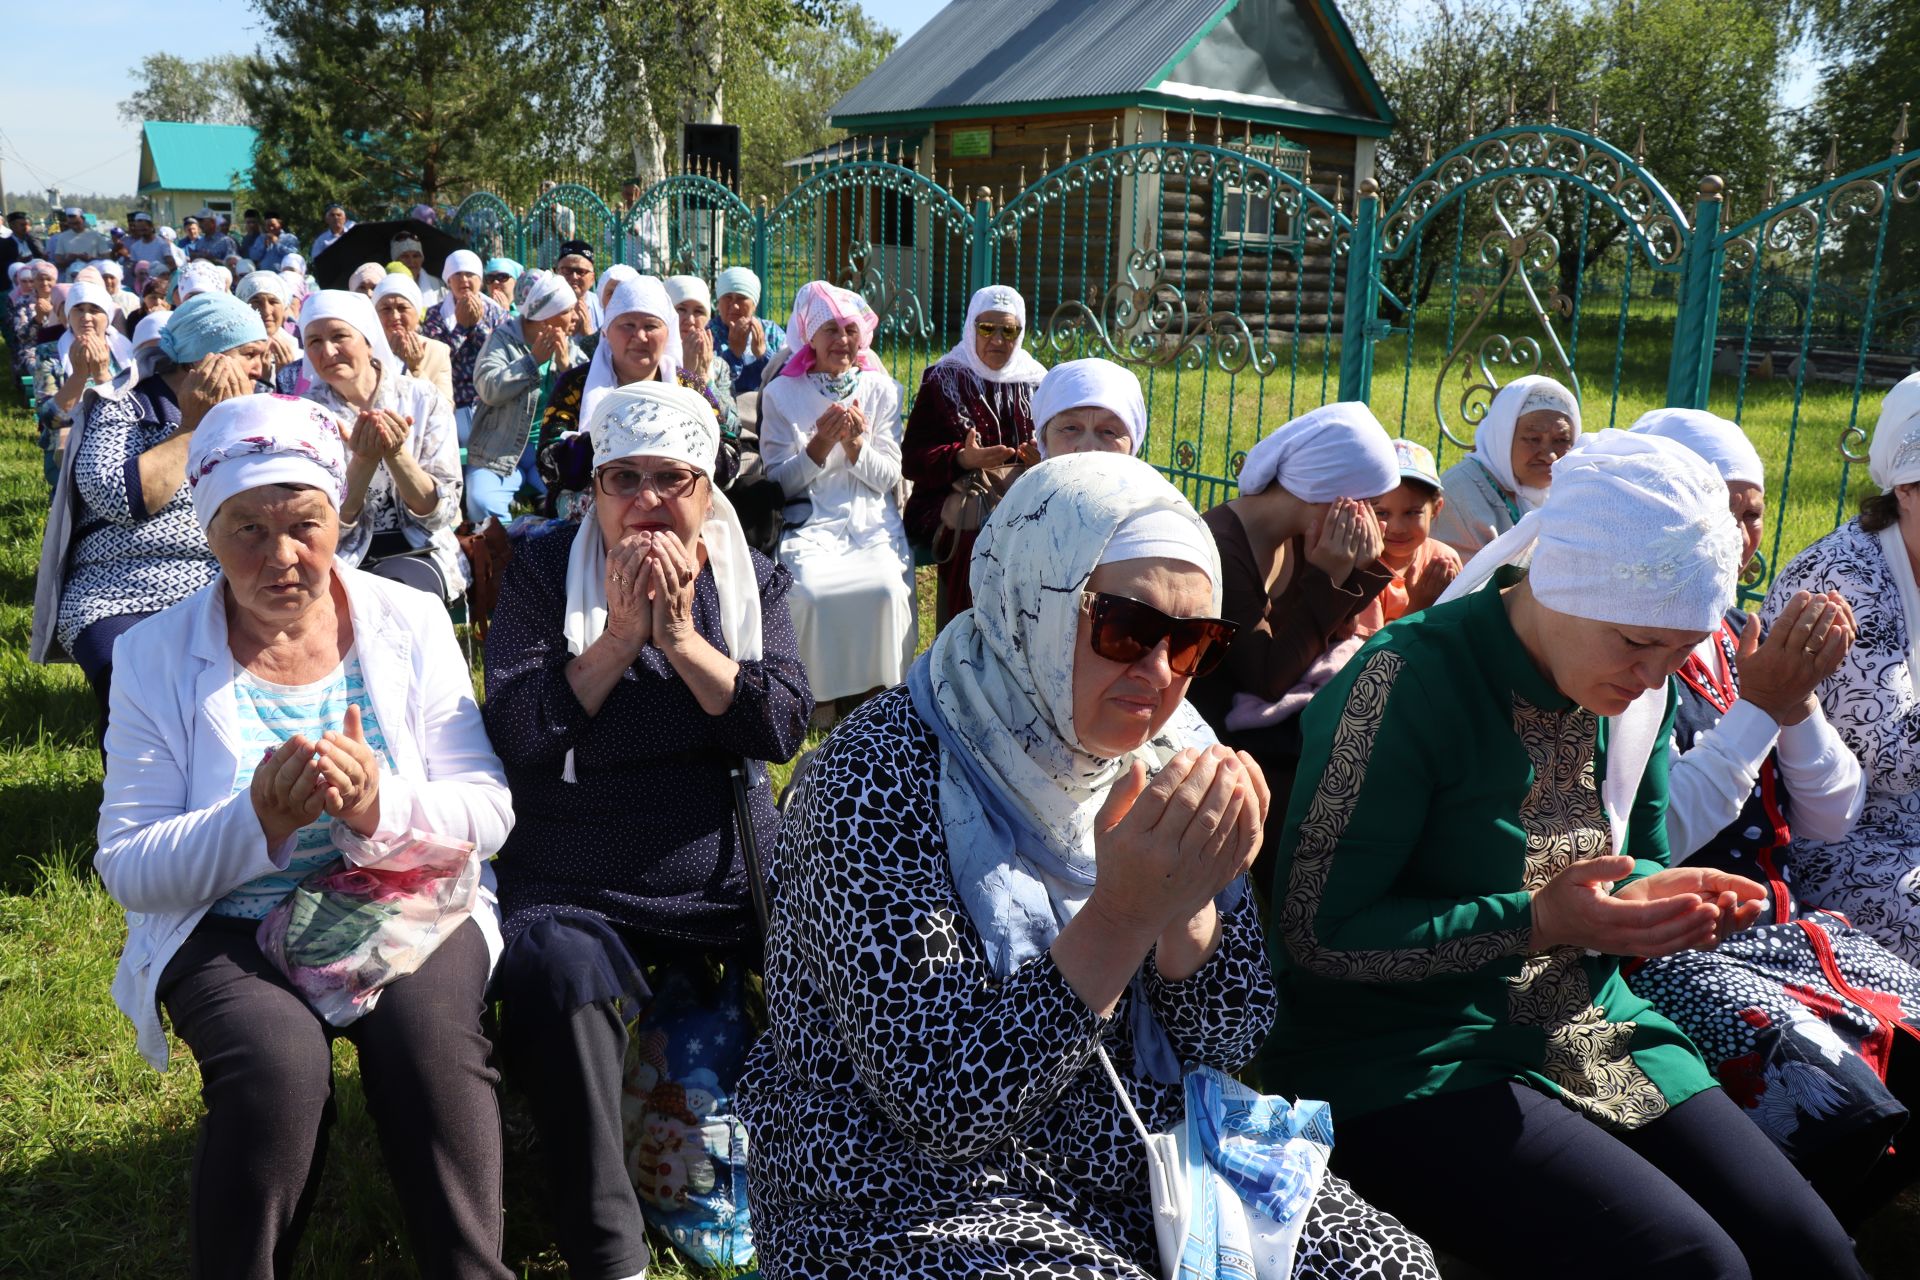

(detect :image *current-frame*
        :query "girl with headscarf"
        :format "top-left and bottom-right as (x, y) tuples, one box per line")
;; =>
(465, 271), (582, 523)
(370, 271), (455, 406)
(758, 280), (916, 710)
(710, 265), (786, 394)
(736, 452), (1437, 1280)
(1186, 404), (1401, 857)
(1431, 373), (1582, 561)
(1032, 357), (1149, 458)
(484, 383), (809, 1280)
(296, 289), (467, 601)
(1264, 430), (1869, 1279)
(1756, 374), (1920, 969)
(534, 275), (736, 519)
(902, 284), (1047, 625)
(96, 393), (516, 1280)
(30, 291), (269, 728)
(1615, 410), (1920, 1214)
(424, 248), (508, 445)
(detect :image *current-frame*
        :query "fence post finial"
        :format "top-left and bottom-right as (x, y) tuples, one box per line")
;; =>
(1019, 163), (1027, 190)
(1763, 171), (1776, 205)
(1505, 85), (1517, 127)
(1089, 123), (1098, 155)
(1467, 102), (1477, 137)
(1358, 176), (1380, 200)
(1134, 113), (1144, 145)
(1824, 135), (1839, 179)
(976, 186), (993, 210)
(1895, 102), (1911, 156)
(1064, 131), (1074, 163)
(1698, 174), (1725, 202)
(1547, 83), (1559, 124)
(1187, 112), (1198, 144)
(1334, 172), (1345, 211)
(1244, 118), (1254, 150)
(1423, 134), (1434, 164)
(1213, 114), (1223, 146)
(1111, 119), (1121, 149)
(1590, 99), (1601, 133)
(1633, 122), (1647, 165)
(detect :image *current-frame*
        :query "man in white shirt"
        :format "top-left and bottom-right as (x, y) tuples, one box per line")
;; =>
(50, 209), (112, 267)
(310, 203), (353, 257)
(121, 213), (175, 269)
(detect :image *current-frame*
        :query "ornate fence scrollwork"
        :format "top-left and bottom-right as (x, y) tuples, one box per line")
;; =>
(624, 174), (754, 278)
(448, 192), (520, 264)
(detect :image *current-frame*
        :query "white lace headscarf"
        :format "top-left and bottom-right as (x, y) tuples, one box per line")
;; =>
(579, 275), (682, 427)
(1471, 374), (1583, 509)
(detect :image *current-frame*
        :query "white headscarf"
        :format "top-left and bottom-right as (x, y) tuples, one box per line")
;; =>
(665, 274), (713, 313)
(372, 271), (424, 317)
(298, 289), (402, 383)
(1869, 372), (1920, 492)
(1031, 358), (1148, 457)
(1437, 430), (1740, 856)
(931, 284), (1046, 388)
(597, 263), (640, 309)
(186, 393), (349, 530)
(902, 452), (1229, 1083)
(1471, 374), (1583, 509)
(173, 260), (231, 304)
(580, 276), (682, 427)
(1631, 408), (1765, 488)
(434, 249), (485, 326)
(1236, 402), (1401, 501)
(56, 282), (137, 376)
(714, 266), (760, 305)
(348, 262), (388, 293)
(520, 271), (578, 323)
(561, 382), (761, 782)
(236, 270), (290, 304)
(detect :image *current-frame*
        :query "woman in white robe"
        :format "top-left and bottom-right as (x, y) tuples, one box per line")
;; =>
(758, 282), (915, 704)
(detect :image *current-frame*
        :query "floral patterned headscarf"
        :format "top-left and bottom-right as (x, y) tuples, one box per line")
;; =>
(186, 393), (348, 530)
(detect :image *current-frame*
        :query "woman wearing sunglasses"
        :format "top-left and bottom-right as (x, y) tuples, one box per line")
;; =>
(902, 285), (1047, 626)
(482, 383), (811, 1280)
(1264, 432), (1866, 1280)
(737, 452), (1437, 1280)
(1186, 403), (1402, 885)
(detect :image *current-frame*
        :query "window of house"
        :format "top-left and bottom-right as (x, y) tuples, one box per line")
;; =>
(1217, 133), (1309, 247)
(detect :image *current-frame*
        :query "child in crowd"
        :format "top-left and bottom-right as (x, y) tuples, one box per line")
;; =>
(1372, 439), (1461, 623)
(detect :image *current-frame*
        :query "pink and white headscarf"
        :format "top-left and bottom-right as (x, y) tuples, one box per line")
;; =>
(186, 393), (349, 529)
(778, 281), (882, 378)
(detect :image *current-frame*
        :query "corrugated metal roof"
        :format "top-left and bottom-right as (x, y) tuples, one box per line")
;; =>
(831, 0), (1228, 119)
(140, 122), (258, 192)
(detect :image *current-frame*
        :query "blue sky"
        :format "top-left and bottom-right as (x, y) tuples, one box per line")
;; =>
(0, 0), (1819, 199)
(0, 0), (943, 198)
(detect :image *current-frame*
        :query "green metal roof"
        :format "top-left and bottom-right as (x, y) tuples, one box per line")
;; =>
(137, 121), (258, 193)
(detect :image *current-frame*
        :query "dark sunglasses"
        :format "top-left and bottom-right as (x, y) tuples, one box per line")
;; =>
(975, 321), (1022, 341)
(1086, 592), (1238, 677)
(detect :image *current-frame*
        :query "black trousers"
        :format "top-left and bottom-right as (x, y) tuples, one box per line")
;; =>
(1332, 1081), (1867, 1280)
(494, 923), (652, 1280)
(158, 914), (511, 1280)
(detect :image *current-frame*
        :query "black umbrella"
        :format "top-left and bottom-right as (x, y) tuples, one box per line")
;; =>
(309, 217), (466, 290)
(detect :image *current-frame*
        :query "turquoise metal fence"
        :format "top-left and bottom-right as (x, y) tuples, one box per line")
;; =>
(441, 112), (1916, 593)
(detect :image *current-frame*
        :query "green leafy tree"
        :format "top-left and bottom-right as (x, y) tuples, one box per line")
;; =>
(723, 5), (898, 199)
(118, 53), (253, 126)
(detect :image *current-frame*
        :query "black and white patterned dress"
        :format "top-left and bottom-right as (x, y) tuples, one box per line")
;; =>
(1764, 520), (1920, 964)
(735, 687), (1438, 1280)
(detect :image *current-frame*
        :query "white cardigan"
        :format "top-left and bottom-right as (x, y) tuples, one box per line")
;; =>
(96, 562), (514, 1070)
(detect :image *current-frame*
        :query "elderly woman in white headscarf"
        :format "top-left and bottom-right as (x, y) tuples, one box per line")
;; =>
(296, 289), (466, 601)
(710, 265), (786, 394)
(1431, 373), (1582, 561)
(534, 274), (737, 518)
(369, 271), (455, 406)
(1614, 411), (1920, 1210)
(1032, 356), (1149, 459)
(1264, 430), (1870, 1280)
(464, 271), (582, 523)
(31, 291), (268, 729)
(424, 248), (508, 444)
(737, 451), (1438, 1280)
(95, 393), (515, 1280)
(902, 284), (1048, 625)
(759, 280), (914, 710)
(1758, 374), (1920, 970)
(484, 383), (809, 1280)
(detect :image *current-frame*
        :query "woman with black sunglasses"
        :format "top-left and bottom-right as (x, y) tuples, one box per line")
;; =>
(482, 383), (810, 1279)
(736, 451), (1437, 1280)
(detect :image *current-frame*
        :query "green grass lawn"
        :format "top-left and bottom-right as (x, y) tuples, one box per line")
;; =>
(0, 335), (1914, 1276)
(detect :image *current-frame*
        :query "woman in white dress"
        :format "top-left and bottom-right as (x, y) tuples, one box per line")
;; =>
(758, 281), (915, 705)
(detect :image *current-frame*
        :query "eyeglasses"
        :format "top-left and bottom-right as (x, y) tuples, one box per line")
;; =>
(594, 465), (702, 500)
(975, 321), (1022, 341)
(1085, 592), (1238, 677)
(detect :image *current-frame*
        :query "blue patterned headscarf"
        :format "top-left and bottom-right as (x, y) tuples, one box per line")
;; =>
(158, 291), (268, 365)
(905, 452), (1240, 1084)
